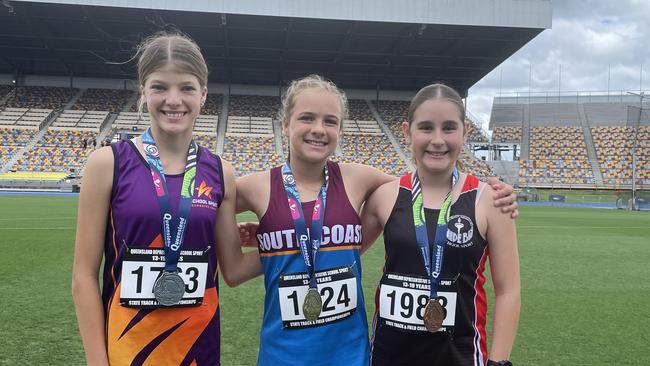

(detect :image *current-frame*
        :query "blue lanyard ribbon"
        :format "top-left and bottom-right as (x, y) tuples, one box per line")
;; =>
(281, 162), (329, 289)
(411, 167), (459, 298)
(141, 128), (198, 272)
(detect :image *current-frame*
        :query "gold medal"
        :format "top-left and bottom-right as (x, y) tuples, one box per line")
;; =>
(423, 298), (444, 332)
(302, 288), (322, 321)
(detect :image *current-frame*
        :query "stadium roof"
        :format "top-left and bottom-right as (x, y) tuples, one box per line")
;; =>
(1, 0), (551, 95)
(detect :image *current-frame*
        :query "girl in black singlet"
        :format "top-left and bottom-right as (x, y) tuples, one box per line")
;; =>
(362, 84), (520, 366)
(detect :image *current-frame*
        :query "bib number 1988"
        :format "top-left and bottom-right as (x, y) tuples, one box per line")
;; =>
(378, 272), (457, 332)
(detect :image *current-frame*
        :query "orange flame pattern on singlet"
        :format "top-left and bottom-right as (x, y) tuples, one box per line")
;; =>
(106, 234), (219, 365)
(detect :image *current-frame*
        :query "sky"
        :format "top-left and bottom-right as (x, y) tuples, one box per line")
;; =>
(466, 0), (650, 133)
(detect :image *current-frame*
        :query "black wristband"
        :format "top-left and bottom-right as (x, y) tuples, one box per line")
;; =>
(487, 360), (512, 366)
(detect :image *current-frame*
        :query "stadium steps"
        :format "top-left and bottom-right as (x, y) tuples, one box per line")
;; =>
(582, 125), (603, 186)
(487, 160), (519, 186)
(366, 99), (414, 171)
(64, 89), (85, 110)
(273, 118), (284, 157)
(0, 89), (12, 105)
(520, 105), (530, 160)
(578, 106), (604, 186)
(215, 93), (229, 155)
(123, 90), (139, 112)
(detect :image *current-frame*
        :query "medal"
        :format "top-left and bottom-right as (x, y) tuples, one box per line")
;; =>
(407, 168), (459, 332)
(140, 128), (198, 308)
(423, 298), (444, 332)
(153, 271), (186, 306)
(302, 288), (322, 321)
(281, 162), (329, 323)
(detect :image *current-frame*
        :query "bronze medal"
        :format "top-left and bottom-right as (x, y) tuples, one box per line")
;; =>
(302, 288), (322, 321)
(423, 298), (444, 332)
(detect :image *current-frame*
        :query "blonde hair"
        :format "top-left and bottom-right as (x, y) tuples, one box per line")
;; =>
(135, 31), (208, 115)
(279, 74), (348, 124)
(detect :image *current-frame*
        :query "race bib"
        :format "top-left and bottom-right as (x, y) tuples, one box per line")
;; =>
(120, 247), (209, 308)
(378, 272), (457, 333)
(278, 266), (357, 329)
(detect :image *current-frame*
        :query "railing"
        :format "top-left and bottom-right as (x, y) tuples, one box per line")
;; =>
(494, 90), (650, 105)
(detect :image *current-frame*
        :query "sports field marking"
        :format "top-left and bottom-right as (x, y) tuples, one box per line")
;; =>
(0, 227), (76, 230)
(519, 225), (648, 229)
(0, 217), (76, 221)
(0, 225), (647, 231)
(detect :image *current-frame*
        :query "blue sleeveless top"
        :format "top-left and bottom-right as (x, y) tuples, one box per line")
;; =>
(255, 161), (370, 366)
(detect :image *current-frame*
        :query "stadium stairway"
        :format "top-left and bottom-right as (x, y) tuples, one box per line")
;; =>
(366, 99), (415, 171)
(64, 89), (85, 110)
(273, 118), (284, 157)
(488, 160), (519, 186)
(580, 127), (604, 186)
(215, 93), (229, 155)
(123, 90), (139, 112)
(520, 105), (531, 160)
(578, 105), (604, 185)
(0, 90), (11, 105)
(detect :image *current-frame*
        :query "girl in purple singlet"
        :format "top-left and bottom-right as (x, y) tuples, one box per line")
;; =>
(72, 31), (258, 366)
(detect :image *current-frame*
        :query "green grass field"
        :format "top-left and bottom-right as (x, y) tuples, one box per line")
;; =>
(1, 195), (649, 365)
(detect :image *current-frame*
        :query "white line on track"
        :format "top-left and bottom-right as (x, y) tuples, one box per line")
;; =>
(519, 225), (648, 229)
(0, 227), (76, 230)
(0, 217), (76, 221)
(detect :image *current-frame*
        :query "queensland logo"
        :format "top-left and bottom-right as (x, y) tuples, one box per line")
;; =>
(446, 215), (474, 248)
(283, 174), (295, 186)
(192, 180), (218, 211)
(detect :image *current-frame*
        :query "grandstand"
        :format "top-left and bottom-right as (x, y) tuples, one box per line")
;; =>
(72, 88), (133, 113)
(0, 0), (550, 191)
(489, 93), (650, 190)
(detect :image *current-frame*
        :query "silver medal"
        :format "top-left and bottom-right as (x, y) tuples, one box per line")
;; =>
(153, 271), (185, 306)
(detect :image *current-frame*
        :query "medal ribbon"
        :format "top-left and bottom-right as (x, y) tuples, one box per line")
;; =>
(411, 167), (459, 299)
(141, 128), (198, 272)
(281, 162), (329, 290)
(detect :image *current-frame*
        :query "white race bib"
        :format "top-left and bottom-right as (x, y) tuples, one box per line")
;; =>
(278, 266), (357, 329)
(378, 272), (457, 333)
(120, 247), (209, 308)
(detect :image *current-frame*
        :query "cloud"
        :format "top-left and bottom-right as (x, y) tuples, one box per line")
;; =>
(468, 0), (649, 132)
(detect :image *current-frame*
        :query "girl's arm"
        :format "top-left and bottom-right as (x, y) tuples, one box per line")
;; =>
(215, 160), (263, 287)
(486, 177), (519, 219)
(71, 147), (114, 366)
(479, 184), (521, 361)
(340, 163), (518, 218)
(360, 180), (398, 254)
(339, 163), (396, 212)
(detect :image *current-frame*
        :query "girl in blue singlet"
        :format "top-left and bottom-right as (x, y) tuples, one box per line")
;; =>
(361, 84), (520, 366)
